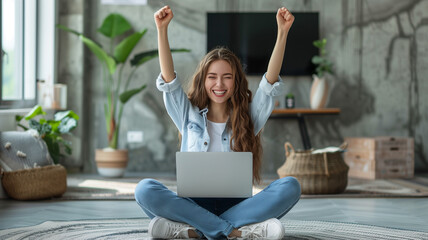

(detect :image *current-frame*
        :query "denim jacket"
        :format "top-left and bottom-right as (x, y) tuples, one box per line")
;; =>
(156, 72), (286, 152)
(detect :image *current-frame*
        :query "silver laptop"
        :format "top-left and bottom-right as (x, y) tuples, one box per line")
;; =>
(176, 152), (253, 198)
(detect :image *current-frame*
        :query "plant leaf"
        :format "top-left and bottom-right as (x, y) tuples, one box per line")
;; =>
(130, 49), (157, 66)
(63, 141), (72, 155)
(98, 13), (132, 38)
(80, 35), (116, 75)
(57, 138), (72, 155)
(28, 119), (41, 131)
(47, 120), (61, 133)
(17, 123), (28, 131)
(311, 56), (324, 64)
(313, 40), (322, 48)
(43, 135), (60, 164)
(321, 38), (327, 45)
(119, 84), (146, 104)
(24, 105), (46, 120)
(313, 38), (327, 48)
(15, 115), (24, 122)
(57, 24), (104, 48)
(29, 119), (52, 136)
(316, 66), (324, 77)
(58, 117), (78, 134)
(130, 48), (190, 67)
(114, 29), (147, 63)
(56, 24), (81, 36)
(55, 110), (80, 121)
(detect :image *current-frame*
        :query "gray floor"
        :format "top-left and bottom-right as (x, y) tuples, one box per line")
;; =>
(1, 198), (428, 233)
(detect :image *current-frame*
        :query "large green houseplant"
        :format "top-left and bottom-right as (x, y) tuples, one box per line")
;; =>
(58, 14), (188, 150)
(57, 13), (189, 177)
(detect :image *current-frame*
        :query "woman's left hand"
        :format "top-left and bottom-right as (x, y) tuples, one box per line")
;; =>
(277, 7), (295, 33)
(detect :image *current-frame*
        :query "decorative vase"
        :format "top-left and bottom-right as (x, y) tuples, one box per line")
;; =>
(310, 75), (329, 109)
(95, 148), (128, 178)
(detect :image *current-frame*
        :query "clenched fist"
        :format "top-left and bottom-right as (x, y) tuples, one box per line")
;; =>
(277, 7), (294, 33)
(154, 6), (173, 30)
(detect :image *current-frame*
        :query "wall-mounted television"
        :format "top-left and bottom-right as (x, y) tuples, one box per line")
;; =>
(207, 12), (319, 76)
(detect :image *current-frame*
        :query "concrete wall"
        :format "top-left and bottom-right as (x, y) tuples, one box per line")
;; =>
(57, 0), (428, 176)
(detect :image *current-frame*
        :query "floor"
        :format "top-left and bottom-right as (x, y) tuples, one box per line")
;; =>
(1, 172), (428, 234)
(1, 197), (428, 233)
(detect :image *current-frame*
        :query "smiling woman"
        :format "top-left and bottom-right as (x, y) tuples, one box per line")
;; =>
(135, 5), (298, 239)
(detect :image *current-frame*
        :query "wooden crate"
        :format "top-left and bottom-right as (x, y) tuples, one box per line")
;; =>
(344, 137), (414, 179)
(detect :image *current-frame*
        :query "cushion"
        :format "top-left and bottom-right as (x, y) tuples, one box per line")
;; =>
(0, 130), (54, 172)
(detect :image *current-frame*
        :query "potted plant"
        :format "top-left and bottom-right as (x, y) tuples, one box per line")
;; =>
(57, 14), (189, 177)
(16, 105), (80, 164)
(310, 38), (334, 109)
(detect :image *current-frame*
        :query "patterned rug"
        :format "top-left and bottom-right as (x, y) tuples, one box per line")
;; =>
(1, 218), (427, 240)
(58, 175), (428, 200)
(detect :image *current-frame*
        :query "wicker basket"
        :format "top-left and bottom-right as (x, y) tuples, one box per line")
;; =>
(277, 142), (349, 194)
(1, 165), (67, 200)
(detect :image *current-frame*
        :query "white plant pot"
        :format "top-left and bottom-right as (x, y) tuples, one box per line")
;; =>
(95, 148), (128, 178)
(310, 75), (329, 109)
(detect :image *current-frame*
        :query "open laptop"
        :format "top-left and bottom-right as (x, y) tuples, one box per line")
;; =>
(176, 152), (253, 198)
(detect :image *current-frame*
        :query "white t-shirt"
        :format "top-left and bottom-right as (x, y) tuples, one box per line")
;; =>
(207, 120), (226, 152)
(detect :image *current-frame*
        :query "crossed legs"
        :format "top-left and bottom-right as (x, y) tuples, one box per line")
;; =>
(135, 177), (301, 239)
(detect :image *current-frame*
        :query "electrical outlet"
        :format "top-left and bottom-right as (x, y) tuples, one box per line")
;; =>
(127, 131), (143, 143)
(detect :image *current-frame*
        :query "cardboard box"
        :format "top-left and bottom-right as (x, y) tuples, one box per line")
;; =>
(344, 137), (414, 179)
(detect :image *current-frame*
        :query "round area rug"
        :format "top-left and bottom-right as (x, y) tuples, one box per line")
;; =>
(0, 218), (427, 239)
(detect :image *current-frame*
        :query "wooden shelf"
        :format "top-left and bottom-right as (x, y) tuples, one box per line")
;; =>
(271, 108), (341, 115)
(270, 108), (341, 149)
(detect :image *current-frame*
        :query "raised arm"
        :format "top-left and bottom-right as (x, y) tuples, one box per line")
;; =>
(154, 6), (175, 82)
(265, 7), (295, 84)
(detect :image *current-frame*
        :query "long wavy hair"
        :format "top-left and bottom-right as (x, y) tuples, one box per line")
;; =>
(187, 47), (263, 184)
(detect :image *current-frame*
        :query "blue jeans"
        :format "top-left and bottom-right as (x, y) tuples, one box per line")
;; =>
(134, 176), (301, 239)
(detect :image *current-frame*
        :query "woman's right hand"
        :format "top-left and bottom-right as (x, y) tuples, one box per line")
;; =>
(154, 6), (173, 30)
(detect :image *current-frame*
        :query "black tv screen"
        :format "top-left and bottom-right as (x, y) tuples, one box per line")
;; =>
(207, 12), (319, 76)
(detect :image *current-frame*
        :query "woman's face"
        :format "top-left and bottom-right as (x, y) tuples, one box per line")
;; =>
(204, 60), (235, 105)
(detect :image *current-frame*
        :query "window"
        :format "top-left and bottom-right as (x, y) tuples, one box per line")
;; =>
(1, 0), (41, 109)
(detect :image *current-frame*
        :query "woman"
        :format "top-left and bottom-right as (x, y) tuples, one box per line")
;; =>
(135, 5), (301, 239)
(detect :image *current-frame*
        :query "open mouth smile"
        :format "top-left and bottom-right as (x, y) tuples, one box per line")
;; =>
(212, 90), (227, 97)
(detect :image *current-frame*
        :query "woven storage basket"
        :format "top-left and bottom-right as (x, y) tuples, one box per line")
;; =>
(1, 165), (67, 200)
(277, 142), (349, 194)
